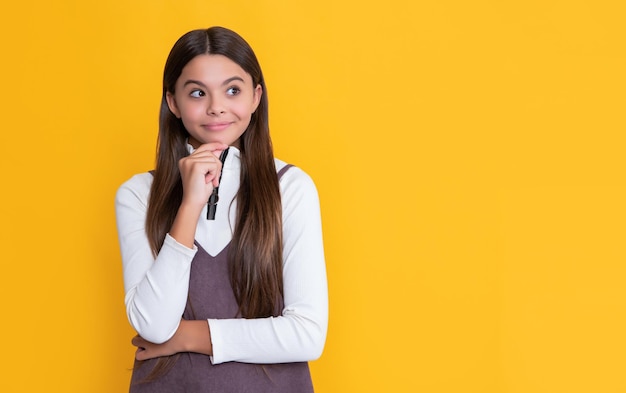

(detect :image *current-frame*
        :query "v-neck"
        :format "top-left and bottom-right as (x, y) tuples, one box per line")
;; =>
(194, 239), (232, 259)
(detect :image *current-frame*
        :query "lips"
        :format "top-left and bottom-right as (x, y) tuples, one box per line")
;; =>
(202, 122), (232, 131)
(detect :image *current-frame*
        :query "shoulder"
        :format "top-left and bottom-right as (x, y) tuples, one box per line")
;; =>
(115, 172), (154, 207)
(274, 158), (319, 202)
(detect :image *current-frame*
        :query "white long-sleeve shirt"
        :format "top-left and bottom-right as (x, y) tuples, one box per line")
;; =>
(115, 146), (328, 365)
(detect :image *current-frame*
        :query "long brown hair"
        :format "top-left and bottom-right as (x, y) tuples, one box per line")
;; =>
(141, 27), (283, 380)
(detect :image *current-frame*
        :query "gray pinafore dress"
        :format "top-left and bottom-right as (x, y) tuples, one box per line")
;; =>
(129, 165), (314, 392)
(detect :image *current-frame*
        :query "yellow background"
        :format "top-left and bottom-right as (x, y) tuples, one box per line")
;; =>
(1, 1), (624, 392)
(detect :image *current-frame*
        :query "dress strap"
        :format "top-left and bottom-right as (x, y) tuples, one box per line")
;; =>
(277, 164), (294, 180)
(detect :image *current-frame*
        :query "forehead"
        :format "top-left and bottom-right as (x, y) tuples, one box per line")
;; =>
(178, 54), (252, 85)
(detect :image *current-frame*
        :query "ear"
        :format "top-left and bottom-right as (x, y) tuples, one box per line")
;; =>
(252, 84), (263, 113)
(165, 91), (181, 118)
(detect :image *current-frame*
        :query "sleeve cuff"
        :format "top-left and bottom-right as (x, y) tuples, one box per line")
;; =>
(163, 233), (198, 257)
(207, 318), (222, 364)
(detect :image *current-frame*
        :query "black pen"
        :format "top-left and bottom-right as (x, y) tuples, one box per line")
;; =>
(206, 148), (229, 220)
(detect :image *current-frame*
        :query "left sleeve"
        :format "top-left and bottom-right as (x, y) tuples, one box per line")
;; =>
(208, 167), (328, 364)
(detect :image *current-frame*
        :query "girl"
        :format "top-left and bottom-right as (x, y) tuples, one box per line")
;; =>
(115, 26), (328, 392)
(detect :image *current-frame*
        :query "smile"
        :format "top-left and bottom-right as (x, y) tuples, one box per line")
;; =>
(202, 122), (232, 131)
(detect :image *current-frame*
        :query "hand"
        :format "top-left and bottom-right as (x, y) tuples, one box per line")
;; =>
(132, 334), (180, 361)
(178, 142), (228, 208)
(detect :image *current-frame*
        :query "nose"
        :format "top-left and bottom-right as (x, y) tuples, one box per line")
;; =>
(207, 96), (226, 115)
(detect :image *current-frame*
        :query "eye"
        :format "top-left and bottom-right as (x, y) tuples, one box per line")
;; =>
(190, 89), (205, 98)
(226, 86), (241, 96)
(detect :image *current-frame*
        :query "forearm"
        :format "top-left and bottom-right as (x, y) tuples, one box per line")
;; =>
(169, 202), (203, 249)
(159, 319), (213, 356)
(118, 178), (204, 343)
(124, 235), (196, 343)
(179, 319), (213, 355)
(134, 319), (213, 361)
(208, 310), (327, 364)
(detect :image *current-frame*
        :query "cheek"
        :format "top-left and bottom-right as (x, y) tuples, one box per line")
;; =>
(234, 102), (256, 119)
(179, 104), (204, 122)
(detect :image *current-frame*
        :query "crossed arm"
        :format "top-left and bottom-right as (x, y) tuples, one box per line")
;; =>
(115, 147), (328, 364)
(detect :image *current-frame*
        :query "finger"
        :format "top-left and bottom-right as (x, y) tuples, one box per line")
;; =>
(180, 156), (220, 178)
(212, 162), (224, 187)
(188, 149), (221, 159)
(193, 142), (228, 155)
(131, 335), (149, 348)
(135, 347), (148, 361)
(205, 170), (221, 187)
(189, 158), (222, 186)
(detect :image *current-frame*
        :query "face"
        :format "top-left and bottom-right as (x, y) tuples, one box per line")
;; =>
(166, 54), (262, 148)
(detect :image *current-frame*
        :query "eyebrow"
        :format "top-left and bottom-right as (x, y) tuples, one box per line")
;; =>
(183, 76), (246, 88)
